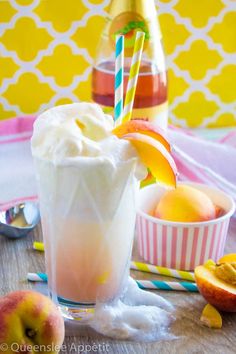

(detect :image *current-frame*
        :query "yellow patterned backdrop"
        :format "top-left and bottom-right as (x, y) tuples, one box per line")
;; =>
(0, 0), (235, 128)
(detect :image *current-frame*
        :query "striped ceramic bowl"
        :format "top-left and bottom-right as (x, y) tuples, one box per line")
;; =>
(136, 182), (235, 271)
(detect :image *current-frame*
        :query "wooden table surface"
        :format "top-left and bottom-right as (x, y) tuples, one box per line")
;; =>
(0, 219), (236, 354)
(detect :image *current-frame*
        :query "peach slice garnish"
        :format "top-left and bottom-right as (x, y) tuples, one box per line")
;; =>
(113, 120), (171, 152)
(122, 132), (177, 187)
(200, 303), (222, 329)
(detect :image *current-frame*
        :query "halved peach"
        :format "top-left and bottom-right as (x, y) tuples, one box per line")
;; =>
(123, 132), (177, 187)
(113, 120), (171, 152)
(195, 264), (236, 312)
(218, 254), (236, 264)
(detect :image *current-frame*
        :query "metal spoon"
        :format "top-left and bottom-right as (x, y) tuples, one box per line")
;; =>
(0, 202), (40, 239)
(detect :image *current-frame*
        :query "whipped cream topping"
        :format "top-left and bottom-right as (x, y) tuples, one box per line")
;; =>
(31, 103), (140, 167)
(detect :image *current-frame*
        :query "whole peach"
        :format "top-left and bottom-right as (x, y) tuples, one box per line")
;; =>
(0, 290), (65, 354)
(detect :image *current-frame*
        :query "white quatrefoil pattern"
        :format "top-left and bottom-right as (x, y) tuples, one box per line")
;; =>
(0, 0), (235, 128)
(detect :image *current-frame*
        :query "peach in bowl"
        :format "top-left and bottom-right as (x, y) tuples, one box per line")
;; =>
(136, 182), (235, 271)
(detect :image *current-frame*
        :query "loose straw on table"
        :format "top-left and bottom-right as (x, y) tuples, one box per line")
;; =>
(28, 272), (48, 282)
(122, 31), (145, 123)
(33, 241), (45, 252)
(136, 280), (198, 292)
(27, 272), (198, 292)
(114, 35), (124, 125)
(131, 261), (195, 282)
(33, 242), (195, 282)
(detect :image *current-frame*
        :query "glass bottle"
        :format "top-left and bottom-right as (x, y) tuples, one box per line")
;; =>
(92, 0), (168, 129)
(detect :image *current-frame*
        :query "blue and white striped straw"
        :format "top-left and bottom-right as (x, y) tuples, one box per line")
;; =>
(136, 280), (198, 292)
(28, 272), (48, 282)
(114, 35), (124, 125)
(27, 272), (198, 292)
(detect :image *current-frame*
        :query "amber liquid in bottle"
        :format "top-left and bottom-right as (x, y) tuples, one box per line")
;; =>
(92, 61), (167, 116)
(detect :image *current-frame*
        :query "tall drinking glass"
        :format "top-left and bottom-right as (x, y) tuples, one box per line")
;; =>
(34, 150), (138, 322)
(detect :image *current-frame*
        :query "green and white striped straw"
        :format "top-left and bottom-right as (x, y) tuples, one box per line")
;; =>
(131, 261), (195, 282)
(27, 272), (198, 292)
(33, 242), (195, 283)
(122, 31), (145, 123)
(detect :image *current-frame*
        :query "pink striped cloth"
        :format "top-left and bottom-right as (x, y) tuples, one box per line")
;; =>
(220, 130), (236, 147)
(0, 116), (236, 211)
(0, 116), (37, 211)
(169, 127), (236, 206)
